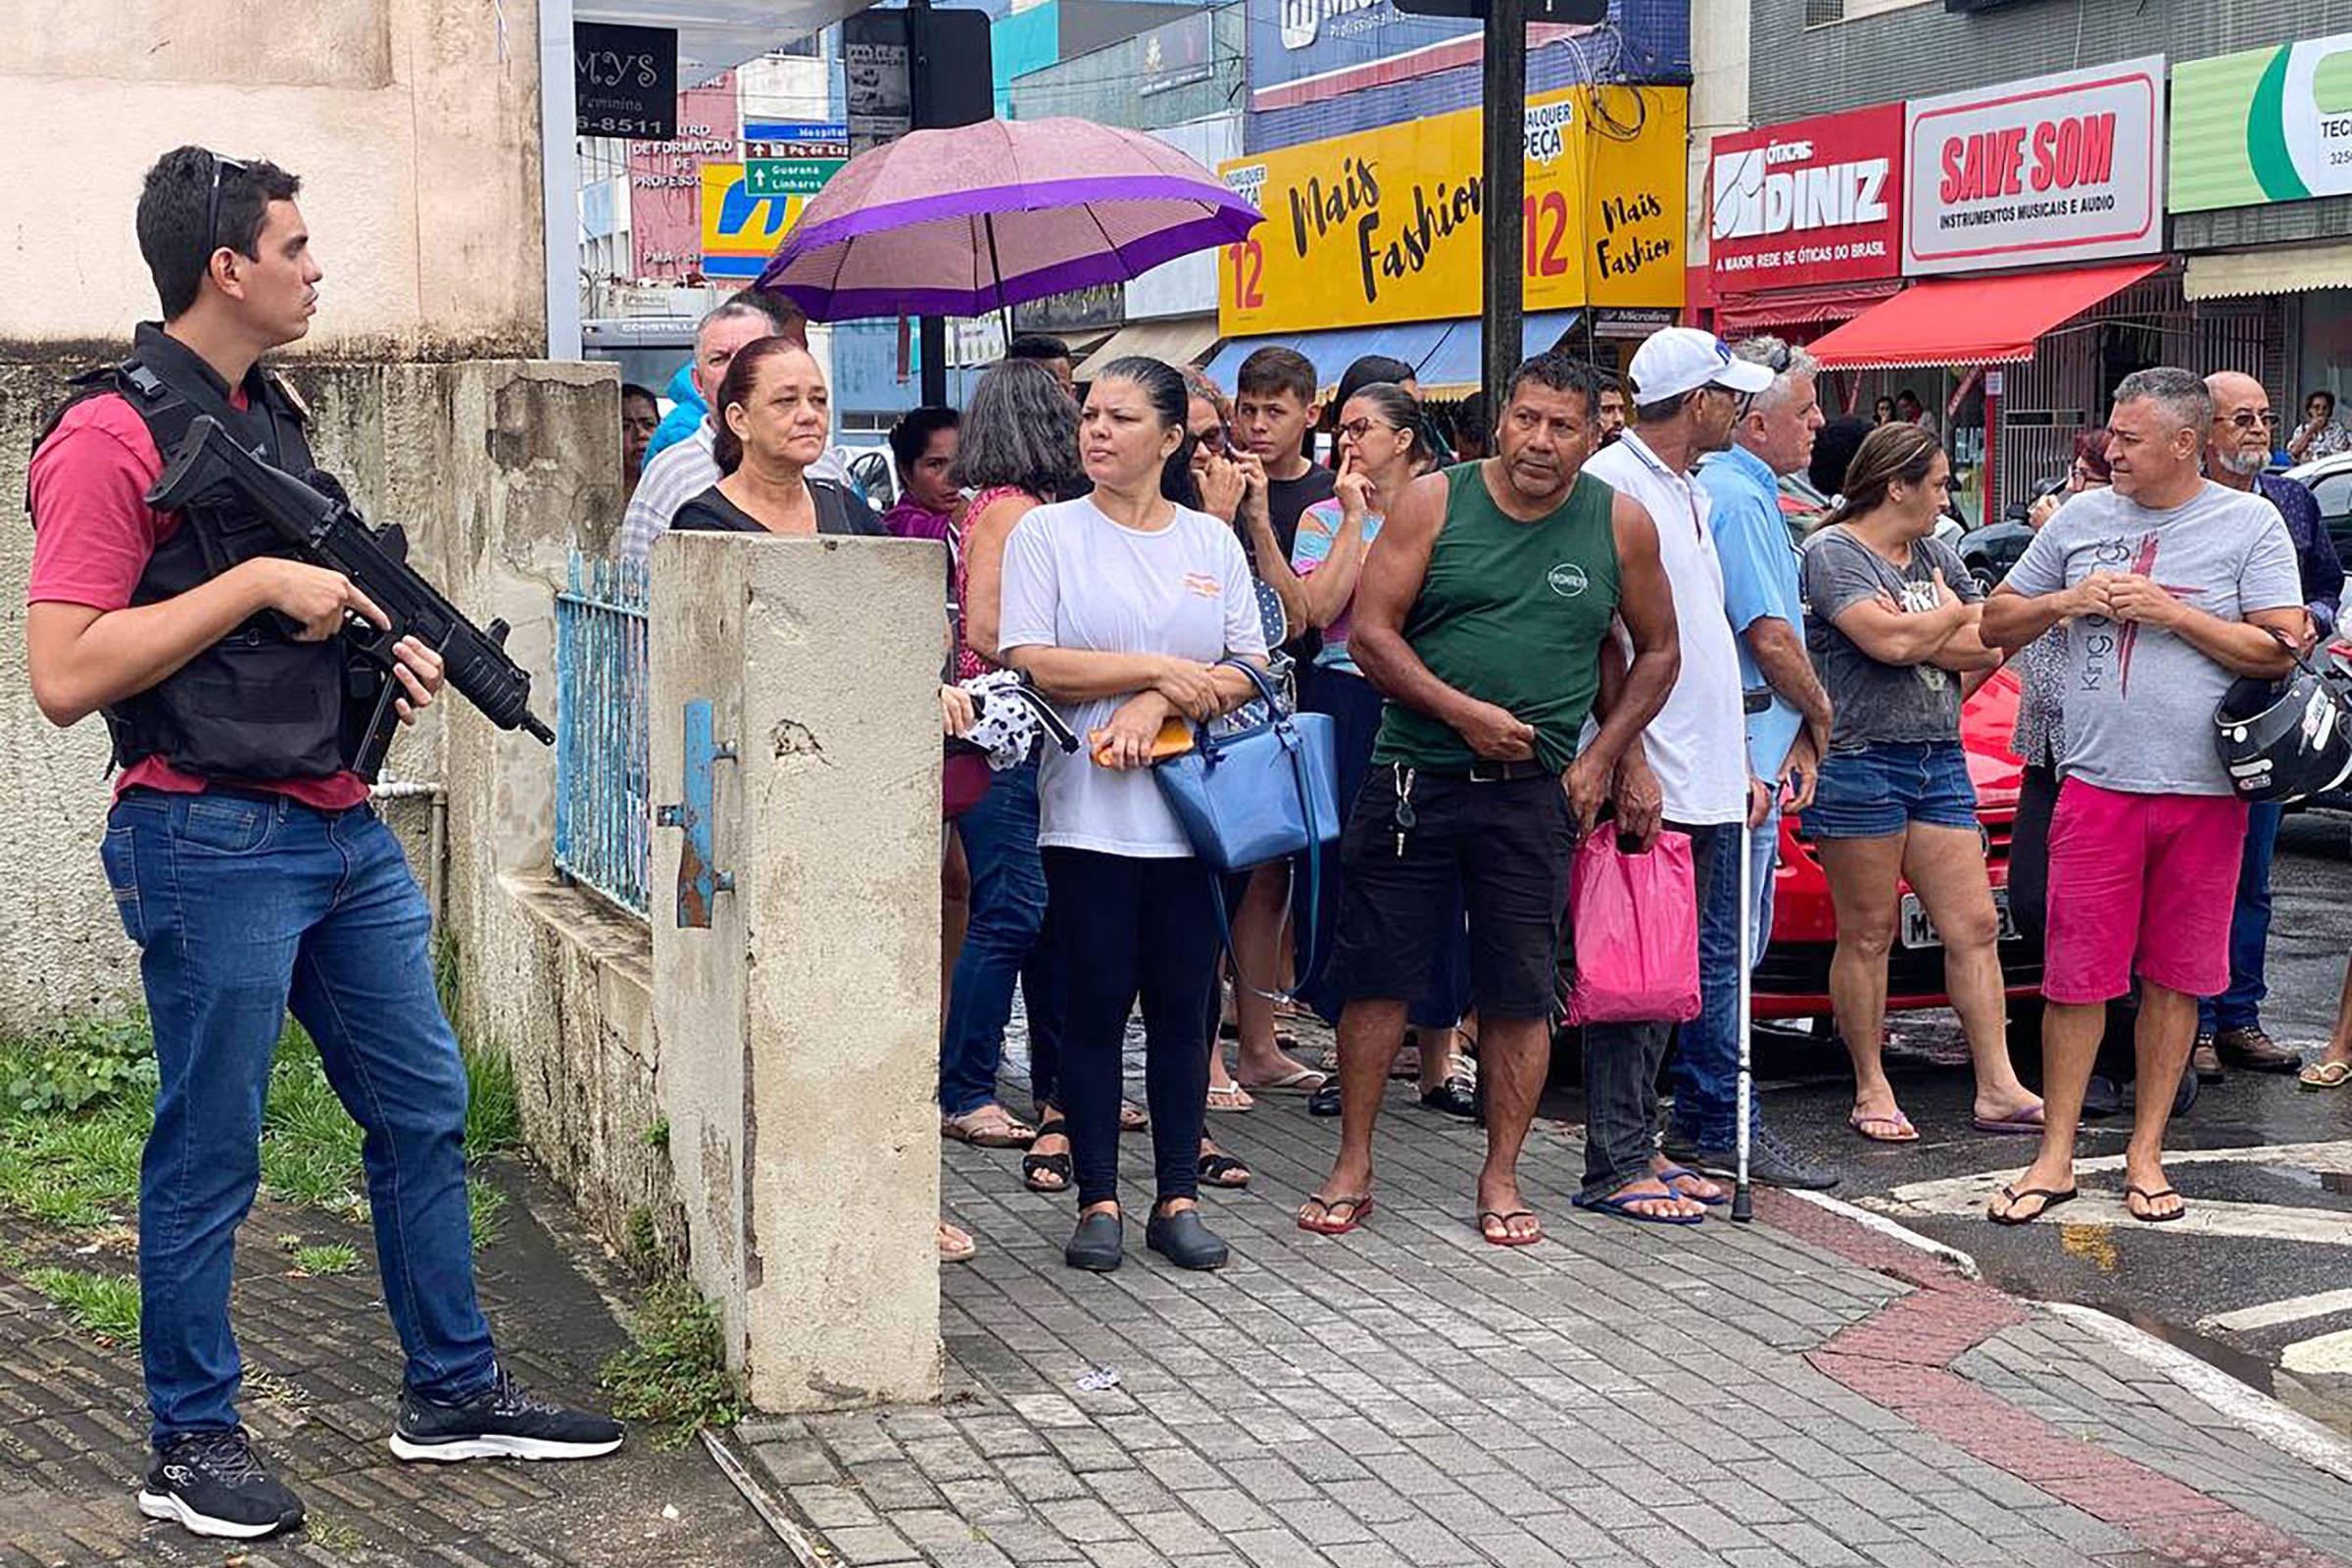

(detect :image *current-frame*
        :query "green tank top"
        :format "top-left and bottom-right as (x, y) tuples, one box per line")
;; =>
(1371, 461), (1622, 776)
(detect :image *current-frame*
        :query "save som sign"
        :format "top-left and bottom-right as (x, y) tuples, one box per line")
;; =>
(1903, 56), (2167, 275)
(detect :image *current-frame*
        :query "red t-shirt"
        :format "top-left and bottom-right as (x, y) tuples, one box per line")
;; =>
(26, 391), (369, 809)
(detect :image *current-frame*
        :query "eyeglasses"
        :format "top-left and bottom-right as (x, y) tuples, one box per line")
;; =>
(1336, 418), (1398, 442)
(2227, 412), (2281, 431)
(205, 152), (247, 261)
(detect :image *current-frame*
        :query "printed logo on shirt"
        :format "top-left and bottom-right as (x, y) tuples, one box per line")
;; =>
(1182, 571), (1223, 599)
(1898, 579), (1940, 614)
(1546, 563), (1590, 598)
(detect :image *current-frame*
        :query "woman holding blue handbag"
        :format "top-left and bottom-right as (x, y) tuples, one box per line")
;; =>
(998, 358), (1273, 1274)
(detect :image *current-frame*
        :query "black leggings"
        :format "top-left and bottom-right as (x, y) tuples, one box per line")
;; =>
(1043, 847), (1220, 1209)
(2011, 763), (2137, 1075)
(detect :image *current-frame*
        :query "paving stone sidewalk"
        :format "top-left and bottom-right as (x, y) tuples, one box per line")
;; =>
(746, 1081), (2352, 1568)
(0, 1160), (773, 1568)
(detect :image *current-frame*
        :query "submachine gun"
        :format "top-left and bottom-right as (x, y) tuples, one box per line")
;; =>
(148, 414), (556, 781)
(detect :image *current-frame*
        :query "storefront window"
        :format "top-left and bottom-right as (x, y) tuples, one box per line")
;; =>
(2297, 288), (2352, 421)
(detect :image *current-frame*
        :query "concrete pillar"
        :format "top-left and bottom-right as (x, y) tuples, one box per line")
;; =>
(650, 531), (946, 1411)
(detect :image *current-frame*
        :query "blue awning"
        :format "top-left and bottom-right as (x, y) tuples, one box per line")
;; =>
(1411, 311), (1585, 396)
(1201, 319), (1456, 397)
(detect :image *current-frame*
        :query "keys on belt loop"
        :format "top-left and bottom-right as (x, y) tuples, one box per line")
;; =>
(1393, 764), (1417, 858)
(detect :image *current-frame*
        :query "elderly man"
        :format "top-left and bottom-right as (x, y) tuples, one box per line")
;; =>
(1982, 368), (2305, 1225)
(2191, 372), (2344, 1082)
(617, 294), (846, 564)
(1668, 337), (1839, 1191)
(1573, 328), (1772, 1224)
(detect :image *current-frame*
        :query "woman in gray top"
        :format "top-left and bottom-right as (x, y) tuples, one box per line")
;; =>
(1798, 423), (2042, 1146)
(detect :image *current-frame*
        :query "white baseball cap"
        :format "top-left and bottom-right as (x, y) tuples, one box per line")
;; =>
(1626, 327), (1776, 403)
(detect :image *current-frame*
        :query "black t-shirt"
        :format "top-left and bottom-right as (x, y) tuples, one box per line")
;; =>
(671, 479), (880, 538)
(1264, 465), (1337, 564)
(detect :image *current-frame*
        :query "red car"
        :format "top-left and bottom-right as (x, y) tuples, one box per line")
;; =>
(1753, 667), (2046, 1019)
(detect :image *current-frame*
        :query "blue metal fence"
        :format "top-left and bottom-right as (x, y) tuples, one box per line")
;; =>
(555, 553), (651, 916)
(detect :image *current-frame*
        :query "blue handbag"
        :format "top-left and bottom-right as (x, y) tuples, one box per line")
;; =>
(1153, 659), (1344, 997)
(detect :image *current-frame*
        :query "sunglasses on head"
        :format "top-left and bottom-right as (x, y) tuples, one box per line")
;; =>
(205, 151), (248, 261)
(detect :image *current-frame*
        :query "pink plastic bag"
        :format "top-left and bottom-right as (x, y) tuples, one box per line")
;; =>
(1562, 830), (1701, 1026)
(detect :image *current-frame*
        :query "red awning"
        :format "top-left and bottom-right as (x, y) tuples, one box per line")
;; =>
(1806, 260), (2166, 370)
(1714, 279), (1904, 334)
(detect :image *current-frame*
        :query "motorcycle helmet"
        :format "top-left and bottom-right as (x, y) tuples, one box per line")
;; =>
(2213, 645), (2352, 803)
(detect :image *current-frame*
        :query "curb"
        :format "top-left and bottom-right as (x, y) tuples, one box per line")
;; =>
(1785, 1185), (2352, 1493)
(702, 1428), (832, 1566)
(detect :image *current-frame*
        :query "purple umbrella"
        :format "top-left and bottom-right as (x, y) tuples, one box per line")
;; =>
(752, 117), (1262, 319)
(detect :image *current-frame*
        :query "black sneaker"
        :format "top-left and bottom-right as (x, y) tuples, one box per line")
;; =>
(1665, 1120), (1840, 1191)
(138, 1427), (305, 1540)
(389, 1367), (623, 1462)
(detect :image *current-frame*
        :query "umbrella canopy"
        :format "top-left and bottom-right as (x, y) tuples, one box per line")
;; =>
(753, 117), (1262, 319)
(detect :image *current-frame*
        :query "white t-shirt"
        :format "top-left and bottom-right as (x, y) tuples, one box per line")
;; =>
(1584, 433), (1748, 826)
(997, 497), (1269, 857)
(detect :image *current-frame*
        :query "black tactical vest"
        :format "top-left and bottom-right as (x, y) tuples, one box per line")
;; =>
(31, 323), (350, 780)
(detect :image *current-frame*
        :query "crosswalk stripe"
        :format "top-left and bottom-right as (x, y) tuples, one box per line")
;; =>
(2281, 1329), (2352, 1376)
(2200, 1288), (2352, 1336)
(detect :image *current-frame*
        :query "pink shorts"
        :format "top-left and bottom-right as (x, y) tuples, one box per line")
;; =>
(2043, 778), (2248, 1004)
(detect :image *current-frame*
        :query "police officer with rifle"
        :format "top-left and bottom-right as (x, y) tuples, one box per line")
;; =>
(24, 147), (618, 1542)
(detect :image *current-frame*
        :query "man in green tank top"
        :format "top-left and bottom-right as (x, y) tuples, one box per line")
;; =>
(1298, 353), (1682, 1249)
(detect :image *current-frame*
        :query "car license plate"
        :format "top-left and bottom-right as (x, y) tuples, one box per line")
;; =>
(1900, 890), (2018, 950)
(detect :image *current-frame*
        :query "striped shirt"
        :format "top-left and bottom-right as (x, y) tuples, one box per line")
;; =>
(617, 417), (849, 564)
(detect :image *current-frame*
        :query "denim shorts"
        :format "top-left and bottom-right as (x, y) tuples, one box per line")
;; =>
(1800, 739), (1979, 839)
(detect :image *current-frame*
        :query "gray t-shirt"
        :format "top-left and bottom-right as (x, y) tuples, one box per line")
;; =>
(998, 496), (1269, 857)
(1801, 526), (1981, 753)
(2004, 481), (2301, 796)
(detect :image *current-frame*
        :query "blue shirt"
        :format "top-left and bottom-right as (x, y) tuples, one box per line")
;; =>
(1699, 443), (1805, 777)
(2255, 472), (2343, 636)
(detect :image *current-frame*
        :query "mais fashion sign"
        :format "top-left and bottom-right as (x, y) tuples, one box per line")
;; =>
(2172, 31), (2352, 213)
(1215, 84), (1687, 335)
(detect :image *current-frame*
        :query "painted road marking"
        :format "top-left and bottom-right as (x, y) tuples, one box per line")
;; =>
(1863, 1140), (2352, 1247)
(2282, 1329), (2352, 1376)
(2200, 1288), (2352, 1337)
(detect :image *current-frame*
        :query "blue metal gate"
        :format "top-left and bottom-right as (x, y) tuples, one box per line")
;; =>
(554, 553), (650, 915)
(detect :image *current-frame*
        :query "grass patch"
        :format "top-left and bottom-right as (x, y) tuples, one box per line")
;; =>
(598, 1283), (740, 1449)
(24, 1265), (140, 1345)
(464, 1042), (519, 1154)
(260, 1030), (367, 1220)
(640, 1116), (669, 1152)
(467, 1178), (507, 1250)
(294, 1244), (361, 1276)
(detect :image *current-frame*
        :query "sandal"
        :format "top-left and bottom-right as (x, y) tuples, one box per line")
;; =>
(1198, 1150), (1251, 1189)
(1023, 1119), (1072, 1194)
(1237, 1066), (1326, 1095)
(2301, 1059), (2352, 1091)
(2125, 1184), (2185, 1224)
(938, 1222), (977, 1262)
(1297, 1194), (1374, 1236)
(1570, 1185), (1701, 1227)
(1118, 1100), (1149, 1133)
(943, 1104), (1037, 1149)
(1654, 1163), (1728, 1207)
(1986, 1184), (2076, 1226)
(1205, 1083), (1255, 1113)
(1848, 1108), (1919, 1144)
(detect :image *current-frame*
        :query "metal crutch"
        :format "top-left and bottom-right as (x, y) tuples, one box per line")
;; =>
(1732, 810), (1756, 1224)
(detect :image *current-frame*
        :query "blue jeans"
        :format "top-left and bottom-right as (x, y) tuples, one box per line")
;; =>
(101, 792), (495, 1447)
(1673, 810), (1779, 1151)
(942, 764), (1061, 1116)
(2198, 800), (2283, 1035)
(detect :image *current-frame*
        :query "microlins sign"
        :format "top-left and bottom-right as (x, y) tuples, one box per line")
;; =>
(1902, 56), (2166, 275)
(1709, 104), (1904, 292)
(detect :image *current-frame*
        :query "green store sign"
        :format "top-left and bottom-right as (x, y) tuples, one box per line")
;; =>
(2172, 31), (2352, 213)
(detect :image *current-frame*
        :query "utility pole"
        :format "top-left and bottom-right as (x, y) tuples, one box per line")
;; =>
(1480, 0), (1526, 413)
(907, 0), (948, 407)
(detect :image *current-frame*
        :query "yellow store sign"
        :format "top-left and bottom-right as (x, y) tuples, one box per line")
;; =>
(1217, 85), (1687, 337)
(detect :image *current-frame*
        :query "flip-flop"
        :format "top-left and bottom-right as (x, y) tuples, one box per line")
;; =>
(1570, 1187), (1703, 1227)
(2125, 1184), (2186, 1223)
(1118, 1101), (1150, 1132)
(1971, 1104), (2046, 1135)
(1298, 1194), (1373, 1236)
(1198, 1152), (1251, 1189)
(1238, 1067), (1327, 1095)
(1848, 1109), (1920, 1144)
(1986, 1184), (2076, 1225)
(1654, 1163), (1729, 1207)
(1478, 1208), (1548, 1245)
(937, 1223), (977, 1262)
(1205, 1083), (1254, 1113)
(2301, 1060), (2352, 1090)
(1022, 1119), (1072, 1194)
